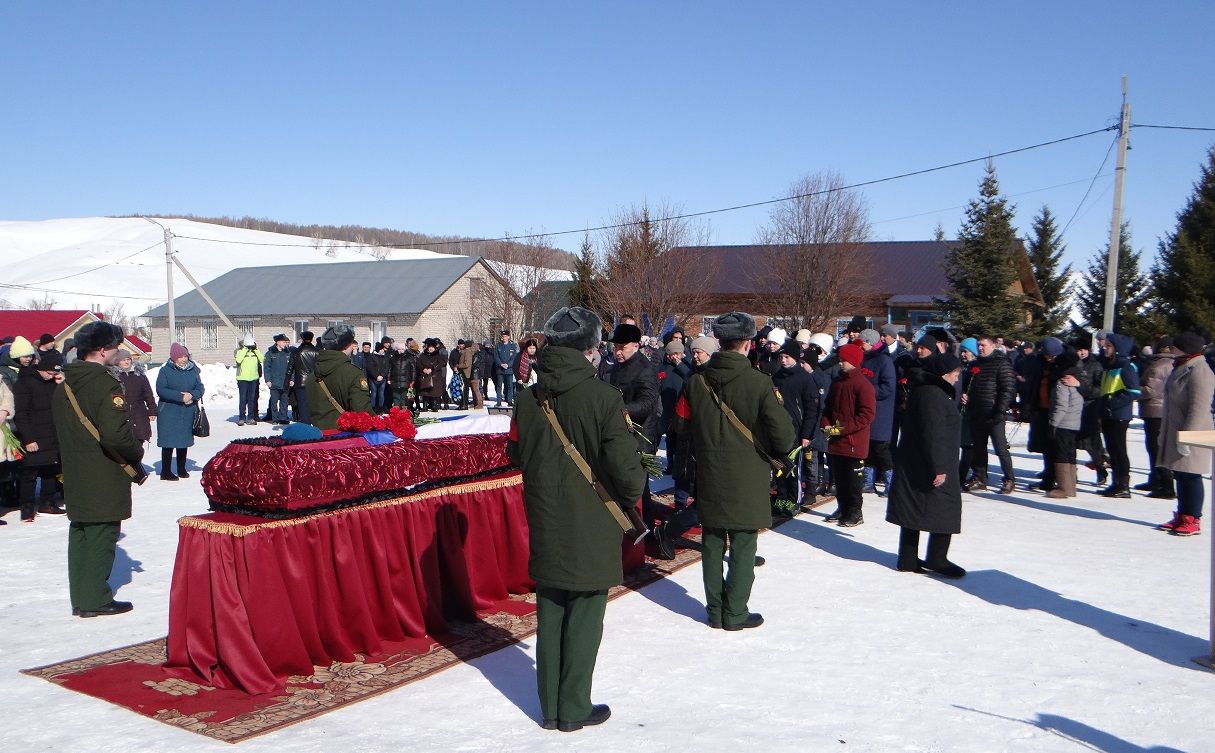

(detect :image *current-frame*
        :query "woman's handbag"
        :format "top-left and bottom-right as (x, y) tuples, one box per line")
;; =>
(192, 401), (211, 438)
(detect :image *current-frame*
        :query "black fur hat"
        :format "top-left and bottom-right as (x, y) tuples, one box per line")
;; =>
(544, 307), (602, 351)
(319, 324), (356, 351)
(845, 315), (868, 334)
(712, 312), (757, 341)
(608, 323), (643, 345)
(73, 322), (125, 354)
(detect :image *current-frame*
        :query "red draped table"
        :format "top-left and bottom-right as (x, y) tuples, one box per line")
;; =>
(165, 471), (534, 695)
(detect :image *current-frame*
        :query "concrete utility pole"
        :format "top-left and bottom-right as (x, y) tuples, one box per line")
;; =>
(1102, 75), (1131, 332)
(165, 226), (175, 345)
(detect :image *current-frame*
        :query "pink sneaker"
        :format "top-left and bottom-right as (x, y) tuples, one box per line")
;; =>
(1158, 512), (1181, 532)
(1172, 515), (1202, 536)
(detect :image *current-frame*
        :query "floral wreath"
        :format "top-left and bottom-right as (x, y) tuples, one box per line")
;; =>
(336, 406), (418, 440)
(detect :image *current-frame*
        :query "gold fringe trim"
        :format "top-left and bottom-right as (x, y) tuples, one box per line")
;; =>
(177, 472), (523, 538)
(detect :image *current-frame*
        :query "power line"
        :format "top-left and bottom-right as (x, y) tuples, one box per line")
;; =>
(1131, 123), (1215, 132)
(872, 173), (1114, 226)
(1059, 132), (1119, 241)
(0, 281), (163, 302)
(168, 126), (1118, 250)
(20, 240), (165, 286)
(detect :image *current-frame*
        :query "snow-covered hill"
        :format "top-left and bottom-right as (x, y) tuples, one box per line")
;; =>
(0, 217), (455, 316)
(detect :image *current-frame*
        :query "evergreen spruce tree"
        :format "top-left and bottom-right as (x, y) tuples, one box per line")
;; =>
(567, 232), (599, 310)
(1026, 205), (1072, 336)
(932, 221), (946, 242)
(1152, 147), (1215, 334)
(939, 162), (1025, 336)
(1074, 222), (1158, 343)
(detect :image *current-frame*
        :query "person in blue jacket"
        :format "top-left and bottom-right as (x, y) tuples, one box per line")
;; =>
(493, 330), (520, 406)
(1098, 332), (1141, 498)
(859, 329), (897, 495)
(155, 343), (204, 481)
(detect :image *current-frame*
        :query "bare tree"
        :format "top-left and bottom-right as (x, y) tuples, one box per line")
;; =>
(25, 293), (57, 310)
(594, 201), (717, 334)
(751, 172), (872, 332)
(100, 300), (137, 333)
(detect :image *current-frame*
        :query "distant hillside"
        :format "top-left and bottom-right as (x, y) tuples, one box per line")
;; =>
(131, 214), (576, 272)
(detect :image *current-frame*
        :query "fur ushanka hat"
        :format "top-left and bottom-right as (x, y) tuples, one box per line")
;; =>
(319, 324), (356, 351)
(73, 322), (125, 354)
(543, 307), (602, 351)
(711, 312), (757, 341)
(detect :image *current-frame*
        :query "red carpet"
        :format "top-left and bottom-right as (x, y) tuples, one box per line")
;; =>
(21, 535), (706, 744)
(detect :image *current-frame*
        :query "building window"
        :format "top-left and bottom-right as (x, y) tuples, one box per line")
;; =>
(173, 322), (186, 345)
(469, 278), (485, 300)
(372, 321), (388, 344)
(237, 320), (256, 342)
(202, 321), (218, 350)
(326, 320), (343, 330)
(294, 320), (310, 339)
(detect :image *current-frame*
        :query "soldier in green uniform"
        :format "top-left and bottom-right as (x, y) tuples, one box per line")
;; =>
(308, 324), (373, 430)
(673, 312), (795, 630)
(50, 322), (145, 618)
(507, 307), (644, 732)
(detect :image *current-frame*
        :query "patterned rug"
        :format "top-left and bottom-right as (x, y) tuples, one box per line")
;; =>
(21, 535), (707, 744)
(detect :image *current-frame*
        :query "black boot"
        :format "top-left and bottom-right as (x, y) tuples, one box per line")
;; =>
(896, 528), (923, 572)
(176, 449), (190, 479)
(20, 501), (35, 522)
(924, 533), (966, 578)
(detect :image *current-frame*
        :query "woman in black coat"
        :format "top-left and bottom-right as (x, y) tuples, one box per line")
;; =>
(13, 354), (66, 520)
(115, 350), (157, 443)
(415, 341), (447, 412)
(886, 351), (966, 578)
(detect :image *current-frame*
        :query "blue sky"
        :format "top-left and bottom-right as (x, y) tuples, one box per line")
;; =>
(3, 2), (1213, 272)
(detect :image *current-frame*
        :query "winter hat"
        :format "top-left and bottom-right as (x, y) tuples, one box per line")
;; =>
(664, 340), (685, 355)
(114, 349), (133, 361)
(924, 352), (962, 377)
(74, 322), (125, 354)
(35, 350), (63, 370)
(608, 323), (642, 345)
(319, 324), (356, 351)
(690, 335), (720, 355)
(778, 340), (803, 360)
(299, 331), (315, 343)
(274, 333), (290, 343)
(1070, 332), (1094, 351)
(915, 335), (938, 353)
(241, 335), (255, 347)
(543, 306), (602, 351)
(38, 333), (56, 346)
(959, 337), (979, 357)
(859, 329), (881, 347)
(795, 329), (811, 345)
(712, 312), (757, 341)
(845, 315), (867, 334)
(838, 342), (864, 368)
(169, 342), (190, 361)
(808, 332), (835, 353)
(765, 327), (788, 345)
(879, 323), (900, 338)
(928, 327), (953, 346)
(1173, 331), (1206, 356)
(8, 336), (35, 359)
(1040, 337), (1064, 357)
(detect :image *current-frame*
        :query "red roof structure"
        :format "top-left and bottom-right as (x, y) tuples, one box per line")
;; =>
(124, 335), (151, 354)
(0, 310), (99, 342)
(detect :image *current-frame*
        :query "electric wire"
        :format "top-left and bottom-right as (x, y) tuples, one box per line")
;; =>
(1059, 132), (1119, 241)
(168, 126), (1119, 249)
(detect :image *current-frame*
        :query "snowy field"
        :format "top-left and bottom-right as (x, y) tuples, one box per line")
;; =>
(1, 379), (1212, 753)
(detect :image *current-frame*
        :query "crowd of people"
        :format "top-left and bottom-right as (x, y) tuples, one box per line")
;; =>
(509, 306), (1215, 732)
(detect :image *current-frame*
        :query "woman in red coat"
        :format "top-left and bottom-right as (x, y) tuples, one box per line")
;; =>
(822, 343), (876, 526)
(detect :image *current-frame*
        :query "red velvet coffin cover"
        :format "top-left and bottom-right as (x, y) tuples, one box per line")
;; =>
(201, 433), (512, 514)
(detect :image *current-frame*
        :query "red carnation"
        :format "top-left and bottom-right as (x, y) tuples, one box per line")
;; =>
(385, 406), (418, 440)
(861, 367), (875, 378)
(657, 371), (667, 379)
(898, 377), (908, 385)
(970, 366), (981, 376)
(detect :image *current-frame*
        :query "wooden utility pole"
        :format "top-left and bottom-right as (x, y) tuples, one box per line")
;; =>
(165, 226), (175, 346)
(1102, 76), (1131, 332)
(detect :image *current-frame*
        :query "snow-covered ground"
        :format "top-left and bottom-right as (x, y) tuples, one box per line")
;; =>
(0, 386), (1211, 752)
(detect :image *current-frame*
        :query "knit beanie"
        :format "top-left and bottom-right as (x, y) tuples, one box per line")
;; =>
(8, 336), (35, 359)
(959, 337), (979, 357)
(795, 329), (811, 345)
(765, 327), (788, 345)
(169, 342), (190, 361)
(838, 342), (864, 368)
(690, 336), (720, 355)
(1040, 337), (1064, 357)
(1173, 331), (1206, 356)
(859, 329), (880, 347)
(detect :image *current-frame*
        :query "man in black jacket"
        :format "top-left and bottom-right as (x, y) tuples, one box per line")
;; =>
(285, 331), (319, 424)
(771, 341), (820, 512)
(605, 323), (660, 522)
(963, 335), (1017, 494)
